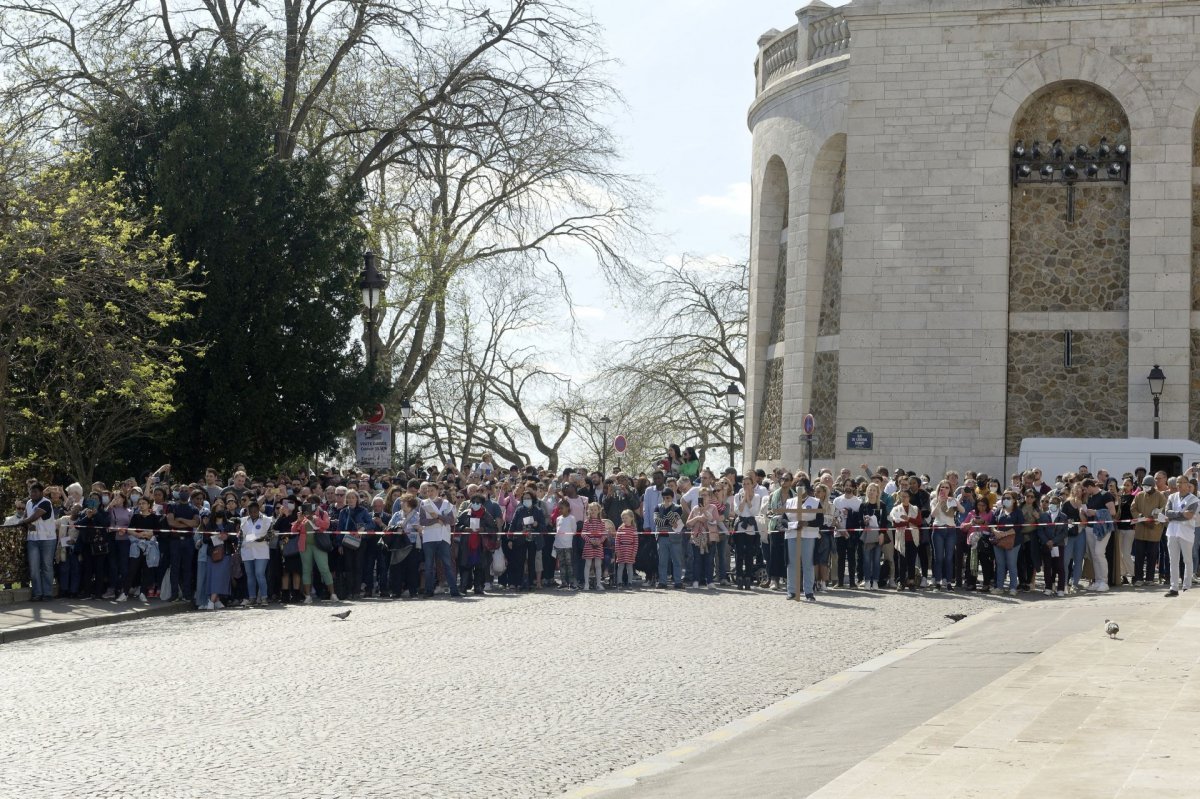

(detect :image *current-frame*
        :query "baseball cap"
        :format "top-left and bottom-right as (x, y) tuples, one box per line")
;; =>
(1142, 476), (1155, 487)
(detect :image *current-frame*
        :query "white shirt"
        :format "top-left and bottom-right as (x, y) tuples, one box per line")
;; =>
(420, 498), (455, 544)
(832, 494), (862, 531)
(1165, 491), (1200, 542)
(784, 496), (821, 540)
(25, 498), (56, 541)
(883, 479), (899, 496)
(554, 514), (577, 549)
(240, 515), (272, 560)
(734, 487), (763, 518)
(682, 485), (701, 510)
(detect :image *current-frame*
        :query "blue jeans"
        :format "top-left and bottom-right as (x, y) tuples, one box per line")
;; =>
(862, 541), (881, 583)
(109, 540), (129, 593)
(691, 544), (713, 586)
(786, 537), (797, 595)
(802, 537), (816, 596)
(995, 542), (1020, 590)
(27, 539), (56, 598)
(932, 528), (956, 583)
(657, 534), (685, 586)
(245, 557), (268, 599)
(57, 545), (82, 595)
(1065, 533), (1087, 585)
(194, 547), (208, 607)
(168, 536), (194, 599)
(715, 535), (729, 582)
(423, 540), (460, 596)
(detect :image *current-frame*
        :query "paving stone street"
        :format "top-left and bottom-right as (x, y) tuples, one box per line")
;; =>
(0, 585), (1008, 799)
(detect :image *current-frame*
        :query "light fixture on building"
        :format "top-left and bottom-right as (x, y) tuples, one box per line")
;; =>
(1062, 163), (1079, 181)
(1017, 164), (1032, 179)
(1097, 137), (1111, 158)
(1039, 164), (1055, 179)
(1108, 162), (1123, 178)
(1051, 139), (1065, 160)
(1115, 143), (1129, 158)
(1012, 138), (1130, 189)
(1012, 140), (1026, 158)
(1075, 144), (1089, 158)
(1031, 141), (1044, 159)
(1085, 163), (1100, 179)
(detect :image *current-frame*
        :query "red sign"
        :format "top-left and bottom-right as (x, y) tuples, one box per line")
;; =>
(366, 403), (386, 424)
(613, 435), (627, 454)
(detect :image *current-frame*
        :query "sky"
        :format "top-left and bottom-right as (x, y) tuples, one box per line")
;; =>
(560, 0), (852, 351)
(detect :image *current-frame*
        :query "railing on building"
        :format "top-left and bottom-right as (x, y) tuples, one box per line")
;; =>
(756, 3), (851, 94)
(0, 525), (29, 589)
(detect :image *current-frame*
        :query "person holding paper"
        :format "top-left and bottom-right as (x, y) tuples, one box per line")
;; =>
(1163, 475), (1200, 597)
(419, 483), (460, 598)
(507, 490), (547, 591)
(456, 493), (498, 595)
(1131, 476), (1167, 585)
(1037, 494), (1068, 596)
(239, 501), (273, 606)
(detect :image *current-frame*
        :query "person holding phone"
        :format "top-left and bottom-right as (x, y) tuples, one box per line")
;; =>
(335, 490), (371, 600)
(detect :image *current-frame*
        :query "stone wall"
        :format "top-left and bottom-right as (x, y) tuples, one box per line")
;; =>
(1193, 114), (1200, 311)
(817, 227), (843, 336)
(1010, 83), (1129, 313)
(1192, 330), (1200, 444)
(1009, 186), (1129, 312)
(768, 233), (788, 345)
(831, 157), (845, 215)
(1005, 330), (1128, 456)
(812, 351), (839, 460)
(756, 357), (784, 461)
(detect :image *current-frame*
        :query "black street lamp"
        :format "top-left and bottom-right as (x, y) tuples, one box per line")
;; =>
(359, 250), (385, 369)
(599, 415), (611, 475)
(1148, 365), (1166, 440)
(400, 398), (413, 468)
(725, 383), (742, 470)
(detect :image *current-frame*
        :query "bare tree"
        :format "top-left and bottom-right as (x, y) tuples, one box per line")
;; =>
(597, 255), (747, 469)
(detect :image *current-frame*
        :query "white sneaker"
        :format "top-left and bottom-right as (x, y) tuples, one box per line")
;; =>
(1056, 590), (1065, 597)
(303, 595), (313, 605)
(597, 583), (607, 591)
(116, 592), (128, 602)
(329, 593), (340, 602)
(1043, 589), (1052, 596)
(708, 583), (716, 591)
(138, 592), (149, 604)
(485, 583), (493, 591)
(1094, 583), (1109, 593)
(1008, 589), (1017, 597)
(214, 600), (225, 609)
(239, 598), (250, 607)
(692, 581), (699, 588)
(920, 577), (929, 588)
(101, 590), (116, 600)
(201, 601), (214, 610)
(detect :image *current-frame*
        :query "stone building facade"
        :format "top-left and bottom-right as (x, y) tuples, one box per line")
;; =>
(746, 0), (1200, 478)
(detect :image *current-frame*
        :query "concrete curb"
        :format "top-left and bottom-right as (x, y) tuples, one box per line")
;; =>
(0, 602), (191, 644)
(559, 608), (1004, 799)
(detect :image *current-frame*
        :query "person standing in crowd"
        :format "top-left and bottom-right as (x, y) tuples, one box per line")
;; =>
(239, 501), (271, 606)
(928, 480), (958, 591)
(732, 476), (761, 590)
(858, 482), (885, 590)
(653, 489), (685, 590)
(509, 489), (546, 591)
(1060, 482), (1088, 592)
(19, 483), (58, 601)
(889, 490), (922, 591)
(962, 497), (994, 592)
(554, 498), (579, 590)
(614, 509), (638, 589)
(1038, 493), (1067, 597)
(992, 490), (1022, 596)
(166, 490), (203, 603)
(1132, 476), (1167, 585)
(418, 483), (458, 598)
(765, 475), (793, 591)
(293, 501), (338, 604)
(200, 518), (231, 611)
(1164, 475), (1200, 597)
(833, 480), (863, 588)
(122, 496), (160, 603)
(1081, 478), (1116, 592)
(581, 502), (607, 591)
(336, 490), (371, 600)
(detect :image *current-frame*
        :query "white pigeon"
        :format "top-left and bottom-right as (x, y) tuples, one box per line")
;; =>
(1105, 619), (1119, 639)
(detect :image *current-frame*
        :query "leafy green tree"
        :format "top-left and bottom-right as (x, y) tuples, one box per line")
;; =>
(0, 155), (198, 485)
(90, 58), (373, 473)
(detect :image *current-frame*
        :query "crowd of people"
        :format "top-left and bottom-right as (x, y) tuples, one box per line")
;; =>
(7, 447), (1199, 608)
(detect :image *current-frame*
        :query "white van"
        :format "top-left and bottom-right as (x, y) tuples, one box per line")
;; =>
(1016, 438), (1200, 481)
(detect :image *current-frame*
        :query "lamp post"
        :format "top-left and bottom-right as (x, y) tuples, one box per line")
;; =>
(400, 398), (413, 468)
(599, 415), (611, 475)
(1148, 365), (1166, 440)
(359, 250), (385, 371)
(725, 382), (742, 470)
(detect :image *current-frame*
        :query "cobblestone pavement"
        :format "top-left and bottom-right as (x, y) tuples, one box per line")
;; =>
(0, 584), (1012, 799)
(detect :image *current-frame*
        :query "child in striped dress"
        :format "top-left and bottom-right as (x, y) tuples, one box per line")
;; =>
(614, 509), (638, 589)
(581, 502), (607, 591)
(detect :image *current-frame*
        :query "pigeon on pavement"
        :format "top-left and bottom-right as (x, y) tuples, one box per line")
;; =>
(944, 613), (967, 623)
(331, 610), (352, 620)
(1105, 619), (1119, 639)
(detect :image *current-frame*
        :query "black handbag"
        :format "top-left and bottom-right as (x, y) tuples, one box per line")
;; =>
(314, 532), (334, 552)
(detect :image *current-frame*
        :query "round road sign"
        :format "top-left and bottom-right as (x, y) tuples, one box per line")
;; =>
(802, 413), (816, 436)
(366, 403), (386, 424)
(613, 435), (628, 454)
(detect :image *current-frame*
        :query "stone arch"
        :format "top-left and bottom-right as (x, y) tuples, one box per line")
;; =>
(985, 45), (1153, 152)
(752, 154), (790, 462)
(804, 133), (846, 460)
(1004, 80), (1131, 456)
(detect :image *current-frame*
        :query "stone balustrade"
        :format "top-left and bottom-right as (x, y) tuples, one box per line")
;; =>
(756, 4), (851, 94)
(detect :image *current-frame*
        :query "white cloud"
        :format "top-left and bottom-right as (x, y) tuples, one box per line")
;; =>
(573, 305), (606, 320)
(695, 182), (751, 216)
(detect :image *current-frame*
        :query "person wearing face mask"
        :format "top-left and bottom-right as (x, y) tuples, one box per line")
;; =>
(992, 490), (1023, 596)
(508, 491), (547, 590)
(1037, 494), (1068, 596)
(456, 493), (498, 595)
(1017, 489), (1042, 592)
(1131, 476), (1167, 585)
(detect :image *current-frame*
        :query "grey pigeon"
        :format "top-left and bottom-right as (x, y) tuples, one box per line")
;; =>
(944, 613), (967, 623)
(1105, 619), (1119, 639)
(331, 610), (351, 620)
